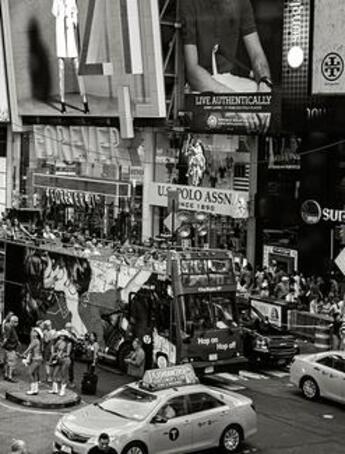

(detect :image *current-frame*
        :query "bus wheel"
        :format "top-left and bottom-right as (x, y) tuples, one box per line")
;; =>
(118, 342), (133, 373)
(156, 354), (168, 369)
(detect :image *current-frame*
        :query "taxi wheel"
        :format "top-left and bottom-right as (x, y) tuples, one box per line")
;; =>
(220, 424), (243, 453)
(122, 441), (147, 454)
(301, 376), (320, 400)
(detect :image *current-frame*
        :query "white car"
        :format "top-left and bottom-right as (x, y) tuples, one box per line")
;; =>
(290, 351), (345, 403)
(53, 365), (257, 454)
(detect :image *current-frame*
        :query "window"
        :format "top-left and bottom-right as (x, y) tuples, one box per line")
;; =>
(157, 396), (189, 420)
(317, 356), (334, 369)
(331, 356), (345, 373)
(188, 393), (224, 414)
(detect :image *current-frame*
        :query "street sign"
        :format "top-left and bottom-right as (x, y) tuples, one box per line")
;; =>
(164, 213), (182, 232)
(335, 247), (345, 275)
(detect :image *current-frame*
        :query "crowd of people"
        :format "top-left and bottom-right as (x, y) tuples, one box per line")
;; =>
(0, 313), (100, 397)
(235, 259), (345, 349)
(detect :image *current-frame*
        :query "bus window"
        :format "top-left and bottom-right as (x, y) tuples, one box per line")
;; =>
(179, 293), (237, 334)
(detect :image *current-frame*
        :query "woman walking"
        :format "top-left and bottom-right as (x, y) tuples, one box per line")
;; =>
(49, 330), (72, 397)
(22, 328), (43, 395)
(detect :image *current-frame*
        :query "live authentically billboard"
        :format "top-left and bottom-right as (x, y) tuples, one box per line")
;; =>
(282, 0), (345, 132)
(181, 0), (283, 134)
(3, 0), (165, 119)
(148, 182), (249, 219)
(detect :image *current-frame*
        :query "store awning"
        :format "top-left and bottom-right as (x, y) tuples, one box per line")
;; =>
(33, 173), (131, 198)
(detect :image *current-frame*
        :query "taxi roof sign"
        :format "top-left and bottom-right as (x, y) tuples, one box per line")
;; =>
(141, 364), (199, 391)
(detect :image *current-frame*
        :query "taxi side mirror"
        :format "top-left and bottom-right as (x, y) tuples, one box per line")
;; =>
(151, 415), (168, 424)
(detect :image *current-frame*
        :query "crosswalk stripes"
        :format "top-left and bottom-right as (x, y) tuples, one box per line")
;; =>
(239, 370), (269, 380)
(207, 368), (290, 384)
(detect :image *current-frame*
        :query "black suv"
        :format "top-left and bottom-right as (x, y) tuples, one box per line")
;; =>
(240, 305), (299, 367)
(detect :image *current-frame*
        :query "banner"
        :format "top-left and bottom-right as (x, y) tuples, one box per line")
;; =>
(148, 182), (249, 219)
(180, 0), (283, 134)
(0, 18), (9, 122)
(5, 0), (165, 118)
(312, 0), (345, 94)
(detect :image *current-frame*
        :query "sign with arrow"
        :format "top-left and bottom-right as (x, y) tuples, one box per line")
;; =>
(335, 248), (345, 275)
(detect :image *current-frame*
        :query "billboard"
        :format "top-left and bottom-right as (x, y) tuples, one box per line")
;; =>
(4, 0), (165, 118)
(282, 0), (345, 132)
(0, 16), (9, 122)
(312, 0), (345, 95)
(180, 0), (283, 134)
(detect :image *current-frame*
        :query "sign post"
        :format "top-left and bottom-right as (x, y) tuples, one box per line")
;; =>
(167, 190), (179, 243)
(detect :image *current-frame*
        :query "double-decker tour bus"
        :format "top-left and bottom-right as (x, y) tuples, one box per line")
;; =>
(127, 249), (245, 374)
(2, 238), (244, 374)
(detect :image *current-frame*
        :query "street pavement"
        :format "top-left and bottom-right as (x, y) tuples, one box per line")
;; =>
(0, 340), (344, 454)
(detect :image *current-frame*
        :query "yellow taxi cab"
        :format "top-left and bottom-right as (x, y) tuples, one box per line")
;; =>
(290, 350), (345, 403)
(53, 365), (257, 454)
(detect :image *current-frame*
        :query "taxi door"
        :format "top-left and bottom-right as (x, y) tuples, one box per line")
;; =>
(186, 392), (228, 451)
(149, 395), (192, 454)
(314, 355), (345, 402)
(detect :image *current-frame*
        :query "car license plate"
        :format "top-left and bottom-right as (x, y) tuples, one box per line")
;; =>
(208, 353), (218, 361)
(205, 366), (214, 374)
(61, 446), (72, 454)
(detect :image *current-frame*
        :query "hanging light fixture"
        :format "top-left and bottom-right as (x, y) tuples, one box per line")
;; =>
(178, 224), (191, 238)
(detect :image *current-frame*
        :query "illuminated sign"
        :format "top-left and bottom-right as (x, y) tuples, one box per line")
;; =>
(301, 200), (345, 224)
(5, 0), (165, 119)
(141, 364), (199, 391)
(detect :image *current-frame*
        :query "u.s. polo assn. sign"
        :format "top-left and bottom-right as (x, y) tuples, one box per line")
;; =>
(148, 182), (249, 218)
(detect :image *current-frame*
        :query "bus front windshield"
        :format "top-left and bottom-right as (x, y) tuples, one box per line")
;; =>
(180, 293), (237, 333)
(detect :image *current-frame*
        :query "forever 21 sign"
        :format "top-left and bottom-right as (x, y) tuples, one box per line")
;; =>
(148, 182), (249, 219)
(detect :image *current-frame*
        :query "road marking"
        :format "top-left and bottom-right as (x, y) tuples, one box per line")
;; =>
(322, 414), (334, 419)
(261, 370), (290, 378)
(213, 372), (241, 382)
(239, 370), (269, 380)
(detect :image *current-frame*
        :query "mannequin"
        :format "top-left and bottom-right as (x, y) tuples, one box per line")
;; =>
(52, 0), (89, 113)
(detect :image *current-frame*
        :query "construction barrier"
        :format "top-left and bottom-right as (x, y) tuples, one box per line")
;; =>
(289, 310), (332, 342)
(314, 324), (332, 351)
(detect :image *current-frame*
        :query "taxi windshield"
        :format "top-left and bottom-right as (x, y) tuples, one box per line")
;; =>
(97, 386), (158, 421)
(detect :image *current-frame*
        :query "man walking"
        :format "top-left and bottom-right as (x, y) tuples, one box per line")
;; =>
(2, 315), (20, 382)
(125, 338), (145, 379)
(87, 433), (117, 454)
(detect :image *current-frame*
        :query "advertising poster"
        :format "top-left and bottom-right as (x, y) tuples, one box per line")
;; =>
(4, 242), (169, 350)
(266, 136), (301, 169)
(282, 0), (345, 132)
(0, 18), (9, 122)
(5, 0), (165, 118)
(312, 0), (345, 94)
(180, 0), (283, 134)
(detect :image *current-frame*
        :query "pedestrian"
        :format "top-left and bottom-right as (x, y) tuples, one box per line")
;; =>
(87, 433), (117, 454)
(2, 315), (20, 382)
(85, 332), (99, 374)
(22, 327), (43, 395)
(0, 311), (14, 366)
(42, 320), (56, 382)
(65, 322), (78, 388)
(8, 439), (29, 454)
(48, 330), (72, 396)
(124, 338), (145, 379)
